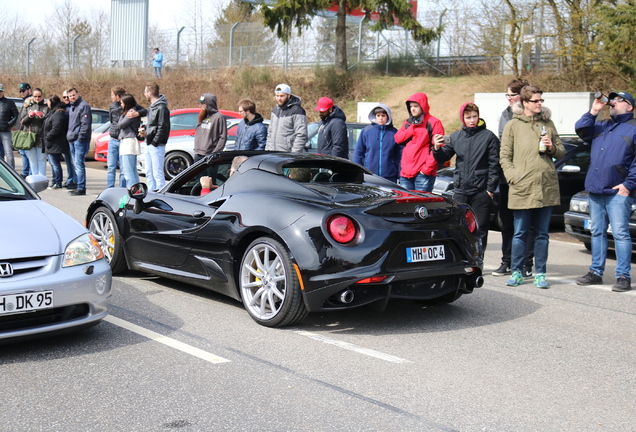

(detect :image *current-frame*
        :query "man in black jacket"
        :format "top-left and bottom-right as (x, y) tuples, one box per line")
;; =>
(314, 97), (348, 159)
(0, 83), (20, 168)
(433, 103), (500, 249)
(107, 86), (147, 188)
(143, 82), (170, 191)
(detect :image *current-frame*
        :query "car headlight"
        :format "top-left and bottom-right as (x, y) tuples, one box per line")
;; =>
(63, 233), (105, 267)
(570, 199), (588, 213)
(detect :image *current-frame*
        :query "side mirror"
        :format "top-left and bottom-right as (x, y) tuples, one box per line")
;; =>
(128, 182), (148, 199)
(560, 165), (581, 173)
(26, 174), (49, 193)
(128, 183), (148, 214)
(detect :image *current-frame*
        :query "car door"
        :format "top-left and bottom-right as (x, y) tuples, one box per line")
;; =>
(556, 145), (590, 216)
(123, 193), (213, 268)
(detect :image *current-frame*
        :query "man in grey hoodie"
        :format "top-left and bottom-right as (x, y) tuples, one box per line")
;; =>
(193, 93), (227, 161)
(265, 84), (307, 152)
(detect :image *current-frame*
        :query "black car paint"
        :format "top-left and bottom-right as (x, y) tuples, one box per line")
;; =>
(87, 151), (483, 325)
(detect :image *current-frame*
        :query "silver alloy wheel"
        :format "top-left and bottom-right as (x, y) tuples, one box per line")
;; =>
(89, 211), (116, 263)
(240, 242), (287, 321)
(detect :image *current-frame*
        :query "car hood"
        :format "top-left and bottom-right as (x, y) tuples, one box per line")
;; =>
(0, 200), (88, 260)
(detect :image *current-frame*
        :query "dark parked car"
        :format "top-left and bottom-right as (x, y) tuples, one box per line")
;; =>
(564, 191), (636, 250)
(305, 121), (368, 159)
(432, 137), (590, 227)
(87, 151), (484, 327)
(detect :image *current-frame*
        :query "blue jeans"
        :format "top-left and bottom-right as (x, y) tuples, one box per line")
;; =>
(70, 140), (89, 191)
(154, 67), (162, 78)
(63, 147), (75, 185)
(399, 173), (435, 192)
(121, 154), (139, 186)
(589, 192), (633, 278)
(107, 138), (125, 188)
(19, 149), (30, 175)
(512, 207), (553, 274)
(145, 144), (166, 191)
(0, 131), (14, 168)
(27, 147), (47, 176)
(48, 154), (63, 186)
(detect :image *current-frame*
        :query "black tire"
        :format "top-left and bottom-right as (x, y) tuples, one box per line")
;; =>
(164, 151), (193, 180)
(584, 242), (592, 251)
(239, 237), (308, 327)
(416, 291), (463, 306)
(89, 207), (127, 274)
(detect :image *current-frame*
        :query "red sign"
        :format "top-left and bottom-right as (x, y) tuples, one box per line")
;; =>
(325, 1), (417, 25)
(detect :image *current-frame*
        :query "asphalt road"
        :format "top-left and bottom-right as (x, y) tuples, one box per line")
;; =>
(2, 161), (635, 431)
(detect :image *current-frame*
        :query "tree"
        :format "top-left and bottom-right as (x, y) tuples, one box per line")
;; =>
(260, 0), (440, 73)
(594, 0), (636, 83)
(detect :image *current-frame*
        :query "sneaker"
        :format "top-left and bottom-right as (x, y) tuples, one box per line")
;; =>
(533, 273), (549, 289)
(492, 263), (511, 276)
(68, 189), (86, 196)
(63, 183), (77, 190)
(48, 184), (62, 190)
(612, 276), (632, 292)
(522, 266), (533, 279)
(506, 270), (523, 287)
(576, 271), (603, 286)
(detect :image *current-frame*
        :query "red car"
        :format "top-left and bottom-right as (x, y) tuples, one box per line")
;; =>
(95, 108), (241, 162)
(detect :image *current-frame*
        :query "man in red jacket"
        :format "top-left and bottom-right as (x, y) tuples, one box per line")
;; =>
(394, 92), (444, 191)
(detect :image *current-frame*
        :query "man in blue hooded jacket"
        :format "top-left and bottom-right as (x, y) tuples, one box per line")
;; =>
(575, 91), (636, 292)
(353, 103), (400, 182)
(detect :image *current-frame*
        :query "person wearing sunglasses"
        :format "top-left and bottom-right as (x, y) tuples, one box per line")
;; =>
(574, 91), (636, 292)
(500, 85), (565, 289)
(493, 78), (536, 279)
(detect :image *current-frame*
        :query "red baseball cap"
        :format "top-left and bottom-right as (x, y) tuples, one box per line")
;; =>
(314, 97), (334, 112)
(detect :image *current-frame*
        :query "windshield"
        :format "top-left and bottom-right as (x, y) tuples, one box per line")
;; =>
(0, 164), (31, 200)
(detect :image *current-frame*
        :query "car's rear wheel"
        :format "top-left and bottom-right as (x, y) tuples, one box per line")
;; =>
(584, 242), (592, 251)
(239, 237), (307, 327)
(89, 207), (127, 274)
(164, 151), (192, 180)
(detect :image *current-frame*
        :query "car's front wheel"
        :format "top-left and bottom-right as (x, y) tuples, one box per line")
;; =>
(239, 237), (307, 327)
(89, 207), (127, 274)
(164, 151), (193, 180)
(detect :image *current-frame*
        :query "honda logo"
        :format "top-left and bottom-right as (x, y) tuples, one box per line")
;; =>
(0, 263), (14, 277)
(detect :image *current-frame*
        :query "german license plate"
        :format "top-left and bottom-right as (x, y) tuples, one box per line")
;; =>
(584, 219), (612, 233)
(406, 245), (445, 263)
(0, 291), (54, 315)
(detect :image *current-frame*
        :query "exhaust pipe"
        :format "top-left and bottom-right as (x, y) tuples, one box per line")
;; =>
(467, 275), (484, 288)
(339, 290), (354, 304)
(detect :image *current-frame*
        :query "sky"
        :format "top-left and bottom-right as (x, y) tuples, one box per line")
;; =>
(1, 0), (205, 31)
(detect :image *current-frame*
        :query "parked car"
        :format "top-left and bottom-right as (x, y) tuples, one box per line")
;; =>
(564, 192), (636, 251)
(91, 108), (109, 130)
(137, 118), (270, 179)
(305, 121), (368, 159)
(94, 108), (242, 163)
(432, 137), (590, 227)
(0, 160), (111, 343)
(89, 121), (111, 160)
(87, 151), (483, 327)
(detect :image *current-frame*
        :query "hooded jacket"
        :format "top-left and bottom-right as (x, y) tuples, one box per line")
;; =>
(66, 96), (92, 143)
(353, 103), (400, 181)
(433, 103), (500, 195)
(394, 92), (444, 178)
(146, 95), (170, 146)
(235, 112), (267, 151)
(500, 102), (566, 210)
(266, 94), (307, 152)
(317, 106), (348, 158)
(575, 110), (636, 195)
(194, 93), (227, 155)
(42, 103), (69, 155)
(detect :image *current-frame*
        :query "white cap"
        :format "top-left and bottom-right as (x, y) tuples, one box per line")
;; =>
(275, 84), (291, 95)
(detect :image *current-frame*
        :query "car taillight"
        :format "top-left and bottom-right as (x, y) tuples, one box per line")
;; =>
(327, 215), (357, 244)
(355, 276), (388, 284)
(465, 209), (477, 233)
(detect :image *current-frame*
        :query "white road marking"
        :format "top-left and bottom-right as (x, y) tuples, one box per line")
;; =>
(295, 331), (411, 363)
(105, 315), (230, 364)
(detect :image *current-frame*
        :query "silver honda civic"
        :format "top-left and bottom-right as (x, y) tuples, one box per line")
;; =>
(0, 160), (111, 343)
